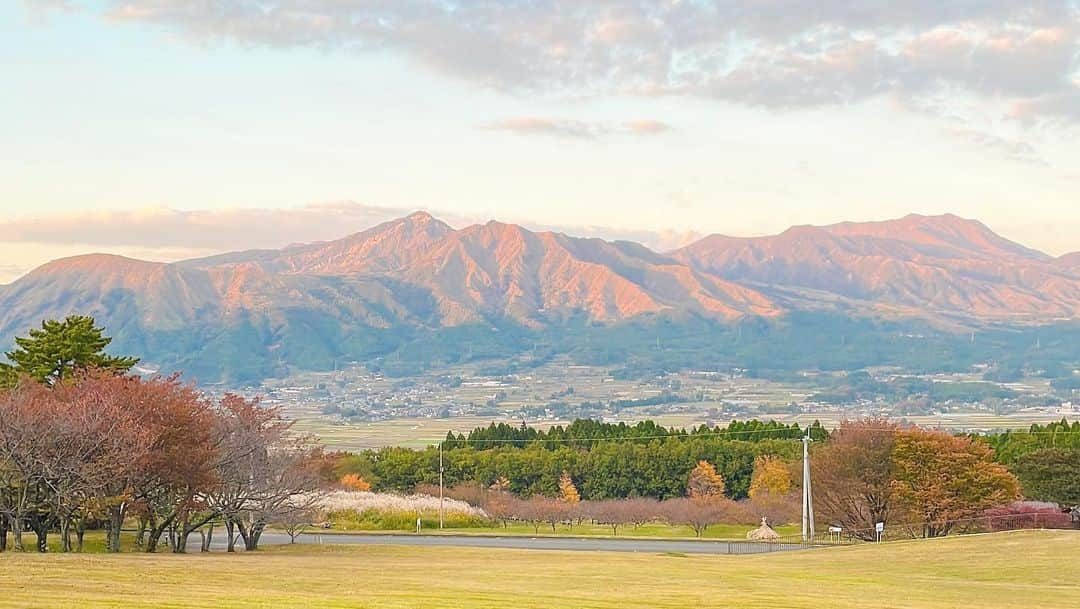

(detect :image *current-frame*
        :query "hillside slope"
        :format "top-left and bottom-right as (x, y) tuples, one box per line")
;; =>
(673, 214), (1080, 320)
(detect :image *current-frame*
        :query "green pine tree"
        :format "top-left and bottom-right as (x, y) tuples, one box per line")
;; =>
(1, 315), (138, 386)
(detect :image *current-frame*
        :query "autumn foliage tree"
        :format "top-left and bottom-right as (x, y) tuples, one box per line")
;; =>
(687, 460), (726, 499)
(812, 419), (898, 540)
(558, 471), (580, 504)
(340, 474), (372, 492)
(748, 455), (792, 498)
(891, 429), (1020, 537)
(0, 366), (324, 554)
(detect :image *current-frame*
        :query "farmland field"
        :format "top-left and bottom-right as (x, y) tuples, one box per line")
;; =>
(289, 410), (1073, 451)
(2, 530), (1077, 609)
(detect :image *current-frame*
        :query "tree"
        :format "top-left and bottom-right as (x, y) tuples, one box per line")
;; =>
(1, 316), (138, 386)
(539, 497), (571, 533)
(687, 460), (725, 499)
(0, 372), (153, 553)
(558, 471), (580, 504)
(1013, 449), (1080, 508)
(747, 492), (800, 526)
(587, 500), (631, 535)
(812, 419), (897, 541)
(37, 374), (149, 553)
(891, 429), (1020, 537)
(661, 497), (735, 537)
(748, 455), (792, 498)
(508, 495), (547, 534)
(130, 377), (220, 554)
(0, 380), (54, 551)
(340, 474), (372, 492)
(280, 500), (316, 544)
(211, 398), (323, 553)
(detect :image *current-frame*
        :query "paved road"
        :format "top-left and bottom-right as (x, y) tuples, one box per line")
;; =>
(248, 532), (813, 555)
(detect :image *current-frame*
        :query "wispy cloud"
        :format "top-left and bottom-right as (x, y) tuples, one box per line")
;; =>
(38, 0), (1079, 123)
(481, 117), (672, 139)
(947, 128), (1049, 166)
(0, 202), (705, 281)
(622, 120), (672, 135)
(0, 202), (415, 251)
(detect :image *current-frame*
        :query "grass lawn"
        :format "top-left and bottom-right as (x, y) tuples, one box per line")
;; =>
(1, 530), (1077, 609)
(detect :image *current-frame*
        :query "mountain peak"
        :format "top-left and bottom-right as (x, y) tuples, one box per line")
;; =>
(30, 253), (163, 276)
(823, 213), (1046, 261)
(1058, 252), (1080, 270)
(405, 210), (437, 223)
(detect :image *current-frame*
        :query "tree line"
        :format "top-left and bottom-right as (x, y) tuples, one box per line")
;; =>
(442, 418), (827, 450)
(336, 417), (1080, 539)
(409, 461), (800, 538)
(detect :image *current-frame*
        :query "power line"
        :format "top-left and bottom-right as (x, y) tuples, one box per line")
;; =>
(438, 424), (1079, 445)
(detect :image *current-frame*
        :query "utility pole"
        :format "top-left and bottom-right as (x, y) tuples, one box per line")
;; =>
(802, 430), (815, 543)
(439, 439), (445, 530)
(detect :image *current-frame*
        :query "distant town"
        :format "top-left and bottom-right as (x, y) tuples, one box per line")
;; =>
(214, 358), (1080, 450)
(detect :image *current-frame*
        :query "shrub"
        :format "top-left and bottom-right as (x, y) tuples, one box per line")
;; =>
(980, 501), (1073, 531)
(315, 491), (489, 530)
(340, 474), (372, 492)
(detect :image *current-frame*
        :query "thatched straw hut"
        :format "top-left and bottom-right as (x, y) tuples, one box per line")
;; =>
(746, 516), (781, 541)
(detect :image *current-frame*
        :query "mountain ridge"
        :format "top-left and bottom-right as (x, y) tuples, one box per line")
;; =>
(672, 213), (1080, 321)
(3, 211), (1079, 381)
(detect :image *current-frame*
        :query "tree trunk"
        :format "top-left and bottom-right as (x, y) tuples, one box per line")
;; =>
(174, 513), (193, 553)
(28, 514), (50, 552)
(167, 522), (177, 553)
(76, 522), (86, 553)
(0, 515), (8, 552)
(226, 520), (237, 552)
(241, 521), (265, 551)
(134, 516), (147, 548)
(12, 515), (24, 551)
(145, 514), (175, 553)
(60, 518), (72, 553)
(33, 522), (48, 552)
(107, 505), (124, 553)
(201, 523), (214, 553)
(175, 528), (191, 554)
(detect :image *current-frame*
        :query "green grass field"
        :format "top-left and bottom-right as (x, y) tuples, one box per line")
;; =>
(1, 530), (1076, 609)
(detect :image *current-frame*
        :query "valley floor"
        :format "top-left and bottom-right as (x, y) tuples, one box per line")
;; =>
(1, 530), (1077, 609)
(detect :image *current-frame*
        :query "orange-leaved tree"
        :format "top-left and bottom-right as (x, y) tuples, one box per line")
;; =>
(340, 473), (372, 492)
(748, 455), (792, 498)
(687, 460), (725, 500)
(558, 471), (580, 503)
(891, 428), (1020, 538)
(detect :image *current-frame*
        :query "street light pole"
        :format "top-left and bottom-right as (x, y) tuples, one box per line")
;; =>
(801, 430), (815, 543)
(439, 439), (445, 530)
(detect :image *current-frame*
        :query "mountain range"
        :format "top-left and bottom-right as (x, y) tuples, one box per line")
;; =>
(2, 212), (1078, 382)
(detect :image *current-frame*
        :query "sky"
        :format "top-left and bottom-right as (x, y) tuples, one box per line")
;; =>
(2, 0), (1079, 283)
